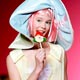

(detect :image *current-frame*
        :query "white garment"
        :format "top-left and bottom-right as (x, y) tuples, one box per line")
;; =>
(10, 43), (64, 80)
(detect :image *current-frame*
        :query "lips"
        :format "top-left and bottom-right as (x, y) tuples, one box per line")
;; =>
(33, 31), (47, 42)
(37, 30), (46, 35)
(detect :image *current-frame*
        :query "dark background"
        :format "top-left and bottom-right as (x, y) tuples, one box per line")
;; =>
(0, 0), (80, 80)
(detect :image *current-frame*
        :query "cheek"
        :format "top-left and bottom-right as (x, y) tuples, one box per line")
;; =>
(33, 22), (39, 32)
(46, 26), (50, 32)
(31, 26), (37, 37)
(33, 20), (38, 26)
(31, 27), (36, 37)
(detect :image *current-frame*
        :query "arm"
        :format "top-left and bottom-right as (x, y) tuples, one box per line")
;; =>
(6, 55), (40, 80)
(28, 48), (46, 80)
(6, 55), (21, 80)
(27, 69), (40, 80)
(6, 55), (39, 80)
(6, 49), (46, 80)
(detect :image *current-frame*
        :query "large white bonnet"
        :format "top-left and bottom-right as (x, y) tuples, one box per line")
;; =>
(9, 0), (73, 51)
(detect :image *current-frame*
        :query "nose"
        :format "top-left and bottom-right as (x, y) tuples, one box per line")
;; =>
(41, 22), (46, 29)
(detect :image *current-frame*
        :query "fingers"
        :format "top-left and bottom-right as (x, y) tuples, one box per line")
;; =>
(43, 58), (47, 67)
(35, 48), (46, 62)
(35, 49), (47, 72)
(38, 49), (46, 62)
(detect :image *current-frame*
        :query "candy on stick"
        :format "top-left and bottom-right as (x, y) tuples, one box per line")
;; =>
(33, 31), (46, 48)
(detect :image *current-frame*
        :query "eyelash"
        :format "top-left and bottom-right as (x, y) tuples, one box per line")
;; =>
(36, 19), (51, 25)
(37, 19), (41, 22)
(46, 22), (51, 25)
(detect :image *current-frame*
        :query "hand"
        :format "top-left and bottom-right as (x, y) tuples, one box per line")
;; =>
(34, 48), (46, 74)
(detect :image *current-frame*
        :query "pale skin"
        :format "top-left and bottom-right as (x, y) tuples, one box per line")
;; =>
(6, 10), (67, 80)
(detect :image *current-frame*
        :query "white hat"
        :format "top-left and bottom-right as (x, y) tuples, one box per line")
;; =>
(9, 0), (73, 51)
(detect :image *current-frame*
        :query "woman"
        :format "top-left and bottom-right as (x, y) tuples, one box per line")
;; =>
(6, 0), (73, 80)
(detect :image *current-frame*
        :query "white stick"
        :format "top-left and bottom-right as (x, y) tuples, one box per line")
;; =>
(40, 42), (42, 49)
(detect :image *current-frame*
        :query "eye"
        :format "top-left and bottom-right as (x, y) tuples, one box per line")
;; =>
(46, 21), (51, 25)
(37, 19), (41, 22)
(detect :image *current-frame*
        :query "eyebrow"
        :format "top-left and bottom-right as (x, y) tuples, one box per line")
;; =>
(47, 20), (51, 21)
(36, 17), (51, 21)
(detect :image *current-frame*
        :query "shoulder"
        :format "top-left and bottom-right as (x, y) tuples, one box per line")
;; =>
(55, 44), (64, 53)
(6, 50), (18, 61)
(6, 53), (15, 70)
(7, 49), (24, 63)
(6, 54), (12, 64)
(6, 52), (21, 80)
(49, 43), (65, 54)
(49, 43), (65, 61)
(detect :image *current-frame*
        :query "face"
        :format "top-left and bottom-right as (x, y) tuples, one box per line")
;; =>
(32, 12), (52, 37)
